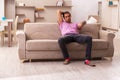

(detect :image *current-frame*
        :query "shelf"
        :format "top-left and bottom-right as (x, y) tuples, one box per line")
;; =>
(18, 22), (31, 24)
(44, 5), (72, 8)
(36, 17), (44, 19)
(108, 5), (117, 7)
(16, 6), (35, 8)
(18, 22), (24, 24)
(16, 14), (25, 16)
(18, 22), (32, 24)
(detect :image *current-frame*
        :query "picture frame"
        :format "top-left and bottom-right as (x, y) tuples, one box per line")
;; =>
(56, 0), (64, 6)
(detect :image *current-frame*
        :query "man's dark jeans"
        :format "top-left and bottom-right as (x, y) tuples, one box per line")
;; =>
(58, 33), (92, 60)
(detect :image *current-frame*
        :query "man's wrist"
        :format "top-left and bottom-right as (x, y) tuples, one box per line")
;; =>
(60, 11), (63, 14)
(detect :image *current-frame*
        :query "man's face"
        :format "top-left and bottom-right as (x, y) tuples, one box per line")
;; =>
(64, 13), (71, 23)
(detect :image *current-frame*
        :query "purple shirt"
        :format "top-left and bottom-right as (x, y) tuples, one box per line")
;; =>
(59, 21), (79, 36)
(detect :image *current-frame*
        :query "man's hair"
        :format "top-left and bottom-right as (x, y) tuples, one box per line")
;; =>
(62, 11), (71, 18)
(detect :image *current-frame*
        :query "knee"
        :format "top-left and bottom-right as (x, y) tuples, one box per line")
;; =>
(58, 37), (64, 44)
(86, 36), (92, 42)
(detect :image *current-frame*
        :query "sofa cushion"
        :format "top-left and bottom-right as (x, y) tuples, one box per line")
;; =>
(26, 39), (108, 51)
(26, 40), (59, 51)
(24, 23), (61, 40)
(79, 23), (100, 39)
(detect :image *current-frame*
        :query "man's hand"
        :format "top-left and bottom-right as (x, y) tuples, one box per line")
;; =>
(77, 21), (86, 30)
(57, 10), (63, 24)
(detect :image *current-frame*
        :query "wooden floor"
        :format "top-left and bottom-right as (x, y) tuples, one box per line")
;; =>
(0, 34), (120, 80)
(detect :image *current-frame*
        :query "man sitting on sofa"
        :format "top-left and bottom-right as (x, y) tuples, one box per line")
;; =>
(57, 10), (92, 65)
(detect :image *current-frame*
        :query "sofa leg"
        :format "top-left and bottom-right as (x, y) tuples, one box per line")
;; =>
(21, 59), (28, 63)
(102, 57), (113, 61)
(101, 57), (105, 60)
(29, 59), (32, 62)
(109, 57), (113, 61)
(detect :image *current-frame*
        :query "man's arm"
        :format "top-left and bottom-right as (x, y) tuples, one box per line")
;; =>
(57, 10), (63, 24)
(77, 21), (86, 30)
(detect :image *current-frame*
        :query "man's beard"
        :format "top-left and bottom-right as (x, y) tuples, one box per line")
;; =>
(66, 20), (71, 23)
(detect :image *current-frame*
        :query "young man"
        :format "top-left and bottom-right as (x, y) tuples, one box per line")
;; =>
(57, 10), (92, 65)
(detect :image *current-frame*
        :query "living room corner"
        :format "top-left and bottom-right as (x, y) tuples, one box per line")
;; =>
(0, 0), (120, 80)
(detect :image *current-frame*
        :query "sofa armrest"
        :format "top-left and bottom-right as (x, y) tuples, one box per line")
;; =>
(17, 31), (26, 60)
(99, 30), (115, 53)
(99, 30), (115, 40)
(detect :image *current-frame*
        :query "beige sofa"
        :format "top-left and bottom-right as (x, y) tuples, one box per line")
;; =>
(17, 23), (115, 62)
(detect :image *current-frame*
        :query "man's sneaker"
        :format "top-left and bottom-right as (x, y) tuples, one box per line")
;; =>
(63, 59), (70, 65)
(84, 59), (90, 65)
(84, 59), (96, 67)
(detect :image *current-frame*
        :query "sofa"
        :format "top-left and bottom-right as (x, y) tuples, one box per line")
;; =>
(17, 23), (115, 62)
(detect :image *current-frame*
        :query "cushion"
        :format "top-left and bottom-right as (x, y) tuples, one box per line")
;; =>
(79, 23), (101, 39)
(26, 39), (108, 51)
(24, 23), (61, 40)
(87, 16), (97, 24)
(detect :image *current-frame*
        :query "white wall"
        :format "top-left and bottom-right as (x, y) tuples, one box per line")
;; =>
(71, 0), (99, 22)
(16, 0), (71, 23)
(0, 0), (4, 19)
(16, 0), (118, 29)
(101, 0), (118, 29)
(71, 0), (118, 30)
(119, 0), (120, 29)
